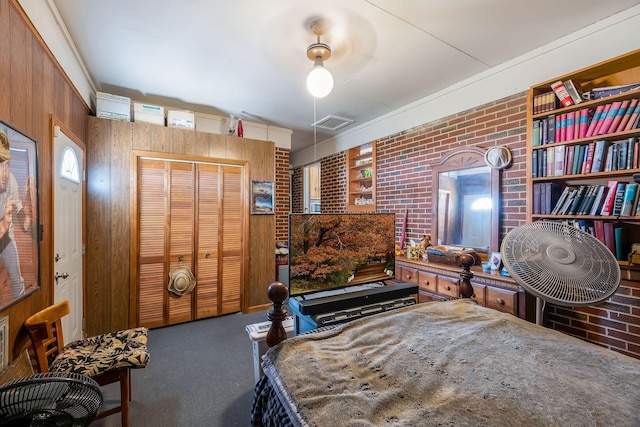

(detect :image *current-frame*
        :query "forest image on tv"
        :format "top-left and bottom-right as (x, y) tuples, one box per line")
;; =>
(288, 213), (395, 296)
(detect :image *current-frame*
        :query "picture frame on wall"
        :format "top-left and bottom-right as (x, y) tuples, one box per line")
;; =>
(251, 180), (275, 215)
(0, 121), (40, 311)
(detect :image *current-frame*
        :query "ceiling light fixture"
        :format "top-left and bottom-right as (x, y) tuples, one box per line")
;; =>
(306, 20), (333, 98)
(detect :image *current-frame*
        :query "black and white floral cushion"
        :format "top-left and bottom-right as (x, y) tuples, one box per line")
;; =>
(50, 327), (149, 377)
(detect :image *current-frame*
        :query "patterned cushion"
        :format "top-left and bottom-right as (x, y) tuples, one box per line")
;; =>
(50, 327), (149, 377)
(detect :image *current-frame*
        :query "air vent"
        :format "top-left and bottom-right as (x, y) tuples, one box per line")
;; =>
(311, 115), (355, 131)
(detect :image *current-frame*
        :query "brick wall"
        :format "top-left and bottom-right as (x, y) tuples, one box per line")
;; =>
(291, 166), (304, 213)
(290, 91), (640, 359)
(275, 147), (290, 243)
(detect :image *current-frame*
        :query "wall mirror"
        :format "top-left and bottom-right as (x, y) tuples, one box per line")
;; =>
(432, 147), (499, 255)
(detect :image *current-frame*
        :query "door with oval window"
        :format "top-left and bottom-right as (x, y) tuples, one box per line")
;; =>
(53, 127), (84, 344)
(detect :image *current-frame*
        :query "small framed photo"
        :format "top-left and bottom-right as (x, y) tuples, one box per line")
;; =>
(251, 180), (274, 215)
(489, 252), (502, 271)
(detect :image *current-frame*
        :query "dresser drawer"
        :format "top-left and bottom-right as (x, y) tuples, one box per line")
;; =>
(438, 275), (459, 298)
(471, 283), (486, 306)
(397, 266), (419, 284)
(417, 271), (437, 293)
(486, 286), (517, 315)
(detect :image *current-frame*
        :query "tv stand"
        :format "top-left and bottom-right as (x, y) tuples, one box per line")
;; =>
(289, 282), (418, 334)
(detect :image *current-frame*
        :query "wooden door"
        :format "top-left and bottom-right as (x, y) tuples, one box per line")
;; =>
(220, 166), (243, 314)
(167, 162), (195, 325)
(195, 163), (220, 319)
(136, 157), (244, 327)
(137, 159), (167, 328)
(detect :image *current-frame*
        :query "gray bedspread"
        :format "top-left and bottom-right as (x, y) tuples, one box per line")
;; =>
(260, 299), (640, 426)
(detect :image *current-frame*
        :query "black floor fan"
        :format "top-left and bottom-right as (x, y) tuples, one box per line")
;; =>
(0, 372), (103, 427)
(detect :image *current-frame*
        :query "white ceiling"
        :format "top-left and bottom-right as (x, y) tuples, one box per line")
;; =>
(51, 0), (640, 155)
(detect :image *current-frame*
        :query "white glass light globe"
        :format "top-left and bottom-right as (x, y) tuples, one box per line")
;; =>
(306, 65), (334, 98)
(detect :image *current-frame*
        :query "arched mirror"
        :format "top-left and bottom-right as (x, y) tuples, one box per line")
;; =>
(432, 147), (499, 255)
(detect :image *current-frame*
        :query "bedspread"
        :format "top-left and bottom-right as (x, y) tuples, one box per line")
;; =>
(252, 299), (640, 427)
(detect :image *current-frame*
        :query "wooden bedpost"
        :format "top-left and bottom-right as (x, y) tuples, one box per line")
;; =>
(457, 253), (475, 299)
(266, 281), (289, 347)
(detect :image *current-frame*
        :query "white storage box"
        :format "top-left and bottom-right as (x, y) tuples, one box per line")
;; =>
(133, 102), (165, 125)
(96, 91), (131, 121)
(167, 110), (195, 129)
(246, 317), (294, 383)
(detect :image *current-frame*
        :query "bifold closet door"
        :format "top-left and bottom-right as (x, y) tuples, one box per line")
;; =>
(137, 158), (244, 327)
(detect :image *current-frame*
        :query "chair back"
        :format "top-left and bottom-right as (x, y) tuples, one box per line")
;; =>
(24, 300), (71, 373)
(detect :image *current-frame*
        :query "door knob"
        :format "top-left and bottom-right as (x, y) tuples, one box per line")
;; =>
(55, 272), (69, 283)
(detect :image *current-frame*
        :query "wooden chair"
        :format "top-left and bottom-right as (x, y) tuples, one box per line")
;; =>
(24, 300), (149, 427)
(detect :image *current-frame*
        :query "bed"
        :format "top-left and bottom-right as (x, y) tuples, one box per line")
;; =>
(250, 283), (640, 426)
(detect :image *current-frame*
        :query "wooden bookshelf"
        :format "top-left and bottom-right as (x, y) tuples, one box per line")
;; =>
(526, 48), (640, 262)
(346, 142), (376, 211)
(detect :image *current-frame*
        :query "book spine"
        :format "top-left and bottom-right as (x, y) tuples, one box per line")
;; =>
(592, 103), (612, 135)
(533, 183), (542, 214)
(582, 142), (596, 174)
(565, 111), (575, 141)
(532, 120), (541, 146)
(612, 183), (627, 216)
(616, 98), (638, 132)
(621, 183), (639, 216)
(608, 99), (630, 133)
(585, 105), (605, 137)
(551, 81), (574, 107)
(578, 108), (590, 138)
(551, 186), (571, 215)
(598, 101), (622, 135)
(532, 150), (538, 178)
(600, 181), (619, 216)
(557, 114), (564, 142)
(623, 101), (640, 131)
(589, 185), (606, 216)
(563, 79), (584, 104)
(547, 115), (555, 144)
(554, 145), (565, 176)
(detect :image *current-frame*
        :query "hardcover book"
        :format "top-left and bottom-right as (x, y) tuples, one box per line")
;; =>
(598, 101), (623, 135)
(585, 105), (606, 137)
(621, 183), (639, 217)
(563, 79), (584, 104)
(600, 180), (620, 216)
(551, 81), (574, 107)
(616, 98), (638, 132)
(611, 182), (627, 216)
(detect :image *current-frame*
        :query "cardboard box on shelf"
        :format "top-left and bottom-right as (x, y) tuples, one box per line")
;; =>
(96, 91), (131, 121)
(133, 102), (165, 125)
(167, 110), (195, 129)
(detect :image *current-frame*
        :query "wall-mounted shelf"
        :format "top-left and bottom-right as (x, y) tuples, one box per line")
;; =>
(346, 142), (376, 211)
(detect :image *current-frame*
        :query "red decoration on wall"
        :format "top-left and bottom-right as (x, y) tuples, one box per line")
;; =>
(237, 119), (244, 137)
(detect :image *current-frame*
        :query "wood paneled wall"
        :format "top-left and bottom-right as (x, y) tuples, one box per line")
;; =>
(0, 0), (90, 358)
(86, 118), (275, 336)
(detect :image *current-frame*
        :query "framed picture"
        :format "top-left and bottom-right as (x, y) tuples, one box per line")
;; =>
(251, 180), (274, 214)
(489, 251), (502, 271)
(0, 121), (40, 311)
(0, 316), (7, 372)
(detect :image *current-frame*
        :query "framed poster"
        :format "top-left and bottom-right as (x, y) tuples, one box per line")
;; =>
(251, 180), (274, 214)
(0, 121), (40, 311)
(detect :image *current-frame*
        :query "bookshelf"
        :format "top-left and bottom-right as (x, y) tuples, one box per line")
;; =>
(346, 142), (376, 211)
(527, 48), (640, 263)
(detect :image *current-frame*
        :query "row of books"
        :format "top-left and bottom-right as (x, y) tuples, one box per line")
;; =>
(532, 98), (640, 146)
(532, 137), (638, 178)
(537, 181), (640, 218)
(532, 80), (640, 115)
(560, 219), (629, 261)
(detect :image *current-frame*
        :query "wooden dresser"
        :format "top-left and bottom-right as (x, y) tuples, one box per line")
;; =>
(395, 257), (535, 321)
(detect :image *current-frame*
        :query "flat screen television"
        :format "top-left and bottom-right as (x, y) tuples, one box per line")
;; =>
(288, 213), (396, 297)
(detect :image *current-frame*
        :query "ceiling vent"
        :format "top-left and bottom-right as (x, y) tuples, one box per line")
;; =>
(311, 115), (354, 131)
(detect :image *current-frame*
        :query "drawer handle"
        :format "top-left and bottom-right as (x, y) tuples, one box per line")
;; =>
(444, 285), (451, 291)
(422, 280), (430, 286)
(496, 298), (505, 305)
(405, 274), (411, 280)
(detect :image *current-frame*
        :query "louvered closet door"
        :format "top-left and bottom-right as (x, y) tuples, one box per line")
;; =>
(137, 159), (168, 328)
(167, 162), (196, 325)
(195, 164), (220, 319)
(220, 166), (243, 314)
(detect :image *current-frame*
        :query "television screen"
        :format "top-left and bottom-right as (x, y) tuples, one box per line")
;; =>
(288, 213), (396, 297)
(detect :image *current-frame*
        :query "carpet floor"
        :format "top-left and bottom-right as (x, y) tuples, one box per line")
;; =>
(91, 308), (271, 426)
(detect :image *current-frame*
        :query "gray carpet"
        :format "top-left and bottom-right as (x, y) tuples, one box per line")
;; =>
(91, 308), (272, 426)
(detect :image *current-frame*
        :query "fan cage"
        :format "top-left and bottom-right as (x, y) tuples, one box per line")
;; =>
(0, 371), (103, 426)
(501, 221), (620, 307)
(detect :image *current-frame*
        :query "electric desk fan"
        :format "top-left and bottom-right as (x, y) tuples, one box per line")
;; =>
(501, 221), (620, 325)
(0, 372), (103, 427)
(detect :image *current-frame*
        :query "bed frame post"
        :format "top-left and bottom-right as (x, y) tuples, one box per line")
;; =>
(266, 281), (289, 347)
(457, 253), (475, 299)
